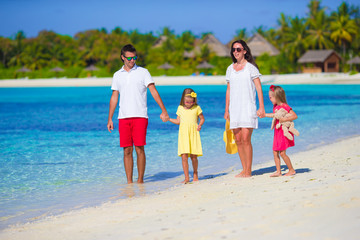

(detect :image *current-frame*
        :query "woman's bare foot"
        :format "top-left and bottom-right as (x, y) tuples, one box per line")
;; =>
(193, 172), (199, 181)
(270, 171), (282, 177)
(284, 170), (296, 176)
(235, 170), (245, 178)
(235, 171), (251, 178)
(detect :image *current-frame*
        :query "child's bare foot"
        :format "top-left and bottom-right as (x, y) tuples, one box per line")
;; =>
(284, 170), (296, 176)
(193, 172), (199, 181)
(270, 171), (282, 177)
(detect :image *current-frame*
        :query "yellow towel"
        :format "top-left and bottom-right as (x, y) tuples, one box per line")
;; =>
(223, 120), (238, 154)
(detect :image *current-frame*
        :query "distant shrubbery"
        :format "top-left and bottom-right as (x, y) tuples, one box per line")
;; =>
(0, 1), (359, 79)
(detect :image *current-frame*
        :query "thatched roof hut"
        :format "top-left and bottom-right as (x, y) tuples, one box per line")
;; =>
(202, 34), (230, 57)
(158, 62), (174, 69)
(152, 36), (168, 48)
(247, 33), (280, 57)
(298, 50), (341, 73)
(196, 61), (215, 69)
(16, 66), (31, 72)
(347, 56), (360, 64)
(183, 34), (230, 58)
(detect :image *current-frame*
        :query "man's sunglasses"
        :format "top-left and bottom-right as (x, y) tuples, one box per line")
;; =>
(124, 56), (138, 61)
(232, 48), (243, 52)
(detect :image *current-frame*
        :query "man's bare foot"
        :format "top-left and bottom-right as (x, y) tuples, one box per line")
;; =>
(270, 171), (282, 177)
(193, 172), (199, 181)
(284, 170), (296, 176)
(235, 171), (245, 178)
(182, 179), (190, 184)
(235, 171), (251, 178)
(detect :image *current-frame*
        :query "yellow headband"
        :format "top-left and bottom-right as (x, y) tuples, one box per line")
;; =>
(185, 92), (197, 98)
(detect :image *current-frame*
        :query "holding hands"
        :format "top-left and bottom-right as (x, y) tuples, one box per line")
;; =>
(257, 107), (265, 118)
(160, 112), (170, 122)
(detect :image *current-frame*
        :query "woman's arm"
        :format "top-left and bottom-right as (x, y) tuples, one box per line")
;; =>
(197, 113), (205, 131)
(169, 116), (180, 125)
(254, 78), (265, 118)
(224, 82), (230, 120)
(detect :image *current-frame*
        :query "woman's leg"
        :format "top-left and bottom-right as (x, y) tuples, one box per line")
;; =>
(233, 128), (253, 177)
(190, 154), (199, 181)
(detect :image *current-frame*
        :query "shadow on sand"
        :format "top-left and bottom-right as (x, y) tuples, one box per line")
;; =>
(144, 171), (184, 182)
(252, 165), (311, 176)
(144, 171), (229, 182)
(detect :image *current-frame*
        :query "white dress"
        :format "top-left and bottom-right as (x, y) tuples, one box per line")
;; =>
(225, 62), (261, 129)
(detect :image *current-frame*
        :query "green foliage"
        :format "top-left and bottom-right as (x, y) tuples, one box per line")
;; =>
(0, 0), (359, 79)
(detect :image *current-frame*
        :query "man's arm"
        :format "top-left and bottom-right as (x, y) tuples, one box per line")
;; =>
(148, 83), (169, 122)
(107, 90), (119, 132)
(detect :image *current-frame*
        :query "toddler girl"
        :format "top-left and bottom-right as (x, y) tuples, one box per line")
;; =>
(169, 88), (205, 183)
(265, 85), (297, 177)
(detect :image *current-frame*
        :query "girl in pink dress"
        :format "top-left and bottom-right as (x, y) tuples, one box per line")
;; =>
(265, 85), (298, 177)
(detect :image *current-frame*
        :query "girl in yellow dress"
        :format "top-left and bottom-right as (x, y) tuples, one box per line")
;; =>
(169, 88), (205, 183)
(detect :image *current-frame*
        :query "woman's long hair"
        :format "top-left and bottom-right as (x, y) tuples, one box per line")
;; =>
(230, 40), (259, 69)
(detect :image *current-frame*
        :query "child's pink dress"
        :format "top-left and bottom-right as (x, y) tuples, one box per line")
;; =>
(273, 103), (295, 151)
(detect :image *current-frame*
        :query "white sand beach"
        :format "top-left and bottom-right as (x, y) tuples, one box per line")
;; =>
(0, 72), (359, 87)
(1, 135), (359, 240)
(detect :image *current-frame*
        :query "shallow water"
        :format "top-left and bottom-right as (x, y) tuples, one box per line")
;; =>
(0, 84), (359, 228)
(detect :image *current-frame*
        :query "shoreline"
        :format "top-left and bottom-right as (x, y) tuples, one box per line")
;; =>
(1, 135), (359, 239)
(0, 73), (359, 87)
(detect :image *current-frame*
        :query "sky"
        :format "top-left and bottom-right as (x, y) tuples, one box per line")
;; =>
(0, 0), (358, 44)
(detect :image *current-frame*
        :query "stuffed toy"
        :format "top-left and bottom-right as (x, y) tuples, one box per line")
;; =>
(271, 108), (300, 141)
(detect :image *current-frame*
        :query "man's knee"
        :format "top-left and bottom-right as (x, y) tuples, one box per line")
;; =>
(134, 145), (145, 155)
(124, 146), (133, 156)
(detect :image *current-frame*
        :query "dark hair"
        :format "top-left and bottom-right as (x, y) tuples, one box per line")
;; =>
(121, 44), (136, 62)
(179, 88), (198, 107)
(230, 40), (259, 69)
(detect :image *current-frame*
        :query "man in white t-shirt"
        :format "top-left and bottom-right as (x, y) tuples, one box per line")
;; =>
(107, 44), (169, 184)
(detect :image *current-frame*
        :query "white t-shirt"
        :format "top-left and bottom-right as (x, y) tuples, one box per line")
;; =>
(226, 62), (261, 129)
(111, 64), (154, 119)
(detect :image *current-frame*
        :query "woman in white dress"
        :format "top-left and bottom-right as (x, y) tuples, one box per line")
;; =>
(224, 40), (265, 178)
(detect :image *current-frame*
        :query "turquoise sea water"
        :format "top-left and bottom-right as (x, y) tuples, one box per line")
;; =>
(1, 84), (360, 228)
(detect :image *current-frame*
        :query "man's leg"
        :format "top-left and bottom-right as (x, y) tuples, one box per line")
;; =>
(135, 146), (145, 183)
(132, 118), (148, 183)
(123, 146), (134, 184)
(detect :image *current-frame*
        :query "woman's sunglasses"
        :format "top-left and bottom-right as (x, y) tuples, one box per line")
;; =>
(232, 48), (243, 52)
(124, 56), (138, 61)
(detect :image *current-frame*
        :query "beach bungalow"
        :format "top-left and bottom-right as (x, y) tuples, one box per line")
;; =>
(152, 36), (168, 48)
(247, 33), (280, 57)
(298, 50), (341, 73)
(347, 56), (360, 71)
(183, 34), (230, 58)
(201, 34), (230, 57)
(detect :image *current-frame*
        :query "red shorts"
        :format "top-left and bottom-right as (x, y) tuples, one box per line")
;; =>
(118, 118), (148, 147)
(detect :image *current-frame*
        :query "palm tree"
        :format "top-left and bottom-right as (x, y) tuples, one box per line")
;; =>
(235, 28), (248, 41)
(306, 10), (333, 49)
(330, 11), (357, 57)
(283, 17), (308, 62)
(276, 13), (291, 47)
